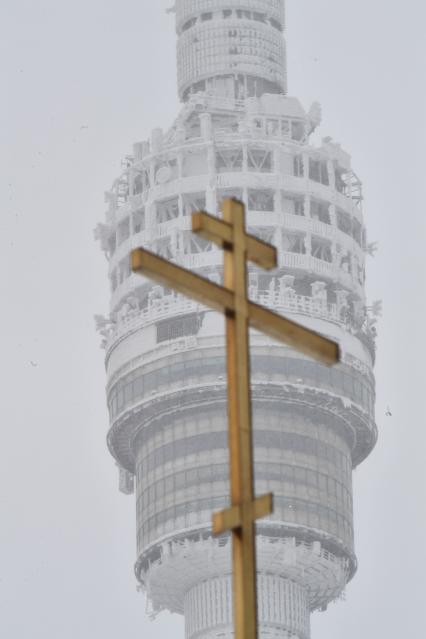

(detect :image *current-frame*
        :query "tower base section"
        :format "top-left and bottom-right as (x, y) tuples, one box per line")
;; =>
(184, 575), (310, 639)
(136, 529), (352, 617)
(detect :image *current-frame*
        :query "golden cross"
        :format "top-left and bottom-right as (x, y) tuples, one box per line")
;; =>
(131, 199), (339, 639)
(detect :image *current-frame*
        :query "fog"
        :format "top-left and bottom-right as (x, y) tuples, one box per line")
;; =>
(1, 1), (425, 637)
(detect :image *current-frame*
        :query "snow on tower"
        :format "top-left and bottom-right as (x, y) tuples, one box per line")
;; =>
(95, 2), (377, 638)
(176, 0), (287, 101)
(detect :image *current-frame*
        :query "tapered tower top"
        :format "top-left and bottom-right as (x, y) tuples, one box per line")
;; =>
(175, 0), (287, 101)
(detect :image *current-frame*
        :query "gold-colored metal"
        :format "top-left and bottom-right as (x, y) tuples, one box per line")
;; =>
(212, 493), (273, 536)
(192, 210), (277, 270)
(249, 302), (339, 365)
(131, 248), (234, 314)
(131, 198), (340, 639)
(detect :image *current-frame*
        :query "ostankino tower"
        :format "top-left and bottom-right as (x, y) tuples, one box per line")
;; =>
(95, 2), (377, 638)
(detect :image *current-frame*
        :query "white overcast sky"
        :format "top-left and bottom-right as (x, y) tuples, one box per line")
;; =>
(1, 1), (425, 637)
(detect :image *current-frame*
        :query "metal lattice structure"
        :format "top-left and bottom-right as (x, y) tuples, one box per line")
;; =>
(95, 3), (377, 638)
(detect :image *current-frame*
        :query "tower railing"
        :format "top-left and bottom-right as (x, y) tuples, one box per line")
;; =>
(103, 289), (356, 354)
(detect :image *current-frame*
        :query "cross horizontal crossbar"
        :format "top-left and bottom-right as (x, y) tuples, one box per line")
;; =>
(131, 248), (339, 365)
(212, 493), (273, 536)
(192, 211), (277, 270)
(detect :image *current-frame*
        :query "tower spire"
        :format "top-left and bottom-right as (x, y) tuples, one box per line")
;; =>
(175, 1), (287, 101)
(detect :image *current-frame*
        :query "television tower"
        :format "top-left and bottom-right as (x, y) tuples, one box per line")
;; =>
(95, 2), (377, 638)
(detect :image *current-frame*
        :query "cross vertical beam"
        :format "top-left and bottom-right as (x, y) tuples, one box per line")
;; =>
(223, 199), (258, 639)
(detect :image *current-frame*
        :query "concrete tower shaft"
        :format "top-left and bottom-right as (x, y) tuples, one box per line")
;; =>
(97, 4), (377, 639)
(176, 0), (287, 101)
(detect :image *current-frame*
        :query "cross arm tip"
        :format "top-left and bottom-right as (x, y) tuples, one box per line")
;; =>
(249, 303), (340, 366)
(212, 506), (241, 536)
(247, 238), (277, 270)
(131, 248), (144, 273)
(192, 211), (232, 248)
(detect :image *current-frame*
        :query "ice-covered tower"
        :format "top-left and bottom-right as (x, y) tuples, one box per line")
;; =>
(176, 0), (287, 101)
(95, 2), (377, 638)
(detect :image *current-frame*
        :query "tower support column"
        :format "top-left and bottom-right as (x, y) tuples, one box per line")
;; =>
(184, 575), (311, 639)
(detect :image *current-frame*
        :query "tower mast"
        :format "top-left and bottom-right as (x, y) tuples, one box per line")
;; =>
(96, 3), (377, 638)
